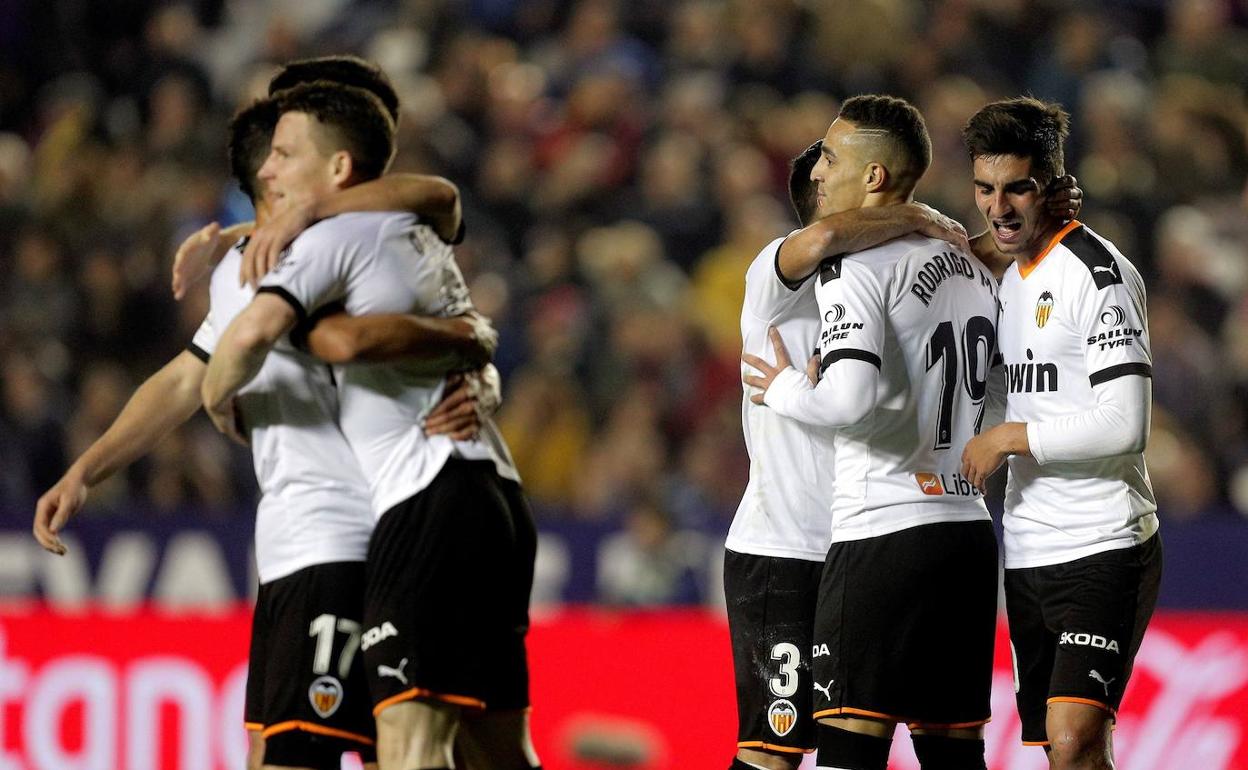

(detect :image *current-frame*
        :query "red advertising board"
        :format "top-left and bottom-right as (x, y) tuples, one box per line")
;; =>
(1, 607), (1246, 769)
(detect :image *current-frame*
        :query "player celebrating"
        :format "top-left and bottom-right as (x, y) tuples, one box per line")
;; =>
(744, 95), (1000, 770)
(727, 141), (970, 770)
(960, 97), (1161, 770)
(34, 72), (494, 770)
(202, 82), (539, 770)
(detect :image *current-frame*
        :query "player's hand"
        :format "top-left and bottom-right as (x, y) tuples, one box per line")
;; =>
(961, 423), (1021, 493)
(425, 372), (481, 440)
(1045, 175), (1082, 222)
(743, 327), (793, 405)
(241, 196), (317, 288)
(913, 203), (971, 254)
(205, 396), (249, 447)
(33, 472), (89, 555)
(173, 222), (223, 300)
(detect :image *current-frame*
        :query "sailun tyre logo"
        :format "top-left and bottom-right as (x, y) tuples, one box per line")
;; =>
(1100, 305), (1126, 326)
(824, 304), (846, 324)
(308, 676), (343, 718)
(767, 699), (797, 736)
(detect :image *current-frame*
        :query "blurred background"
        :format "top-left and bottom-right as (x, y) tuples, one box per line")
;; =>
(0, 0), (1246, 768)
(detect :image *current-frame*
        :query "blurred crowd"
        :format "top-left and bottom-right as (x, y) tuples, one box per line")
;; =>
(1, 0), (1246, 602)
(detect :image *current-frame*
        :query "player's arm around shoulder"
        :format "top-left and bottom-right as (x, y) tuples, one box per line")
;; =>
(241, 174), (460, 287)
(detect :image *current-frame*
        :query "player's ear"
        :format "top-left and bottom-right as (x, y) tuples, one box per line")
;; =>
(330, 150), (354, 185)
(864, 162), (889, 193)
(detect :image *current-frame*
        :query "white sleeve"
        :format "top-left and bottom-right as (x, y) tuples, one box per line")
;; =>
(188, 312), (218, 361)
(743, 235), (811, 323)
(257, 222), (355, 322)
(764, 358), (880, 427)
(1027, 249), (1152, 464)
(1027, 374), (1150, 464)
(1076, 250), (1152, 387)
(763, 256), (885, 427)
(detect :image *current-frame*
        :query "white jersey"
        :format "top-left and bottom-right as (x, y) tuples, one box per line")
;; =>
(728, 236), (836, 561)
(771, 234), (999, 542)
(190, 244), (373, 584)
(259, 212), (519, 518)
(998, 221), (1158, 569)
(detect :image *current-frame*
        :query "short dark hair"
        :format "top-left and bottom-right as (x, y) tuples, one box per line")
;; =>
(269, 55), (401, 124)
(228, 98), (279, 202)
(962, 97), (1071, 186)
(838, 94), (932, 190)
(274, 82), (396, 182)
(789, 140), (822, 226)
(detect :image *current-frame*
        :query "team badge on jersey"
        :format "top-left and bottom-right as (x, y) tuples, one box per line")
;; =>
(1035, 291), (1055, 328)
(767, 699), (797, 736)
(309, 675), (344, 718)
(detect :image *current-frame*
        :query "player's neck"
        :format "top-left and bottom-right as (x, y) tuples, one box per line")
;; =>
(1012, 219), (1065, 272)
(860, 190), (911, 210)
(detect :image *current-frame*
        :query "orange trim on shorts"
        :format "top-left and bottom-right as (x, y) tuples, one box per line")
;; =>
(1018, 219), (1081, 279)
(243, 722), (264, 732)
(1022, 740), (1051, 746)
(260, 720), (374, 746)
(737, 741), (813, 754)
(1047, 696), (1114, 714)
(372, 687), (486, 716)
(813, 706), (902, 721)
(906, 717), (992, 730)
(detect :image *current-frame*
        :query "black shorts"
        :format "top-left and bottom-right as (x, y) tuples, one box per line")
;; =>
(245, 561), (376, 768)
(724, 550), (824, 754)
(1004, 534), (1163, 745)
(812, 520), (998, 728)
(363, 458), (536, 715)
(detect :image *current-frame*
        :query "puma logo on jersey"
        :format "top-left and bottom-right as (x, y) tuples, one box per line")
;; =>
(813, 680), (835, 700)
(1060, 632), (1120, 653)
(362, 621), (398, 651)
(1093, 264), (1118, 278)
(1006, 349), (1059, 394)
(378, 658), (409, 685)
(1089, 670), (1115, 697)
